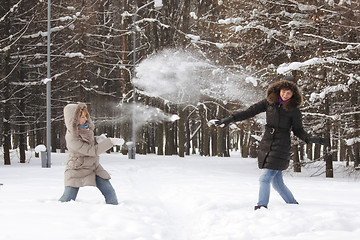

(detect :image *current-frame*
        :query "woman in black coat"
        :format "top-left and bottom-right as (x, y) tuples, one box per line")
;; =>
(215, 77), (324, 210)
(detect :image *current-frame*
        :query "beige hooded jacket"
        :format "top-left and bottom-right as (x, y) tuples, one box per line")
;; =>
(63, 102), (113, 187)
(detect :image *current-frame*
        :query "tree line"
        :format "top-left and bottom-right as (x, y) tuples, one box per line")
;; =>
(0, 0), (359, 176)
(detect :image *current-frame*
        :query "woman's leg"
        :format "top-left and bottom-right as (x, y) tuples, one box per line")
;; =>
(59, 186), (79, 202)
(257, 169), (278, 207)
(96, 176), (118, 205)
(272, 171), (298, 204)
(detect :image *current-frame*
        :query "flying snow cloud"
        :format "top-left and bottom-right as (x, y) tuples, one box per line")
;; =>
(116, 103), (179, 131)
(134, 49), (209, 104)
(134, 49), (261, 105)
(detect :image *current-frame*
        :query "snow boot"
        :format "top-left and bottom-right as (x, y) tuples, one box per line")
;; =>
(254, 205), (267, 210)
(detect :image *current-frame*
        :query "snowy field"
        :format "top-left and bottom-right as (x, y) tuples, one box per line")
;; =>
(1, 150), (360, 240)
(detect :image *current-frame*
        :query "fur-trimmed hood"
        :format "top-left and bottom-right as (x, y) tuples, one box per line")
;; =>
(64, 102), (95, 143)
(266, 80), (303, 111)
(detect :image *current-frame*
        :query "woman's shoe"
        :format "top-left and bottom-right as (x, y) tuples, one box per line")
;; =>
(254, 205), (268, 210)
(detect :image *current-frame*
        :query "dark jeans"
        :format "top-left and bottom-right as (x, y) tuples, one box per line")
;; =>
(59, 175), (118, 205)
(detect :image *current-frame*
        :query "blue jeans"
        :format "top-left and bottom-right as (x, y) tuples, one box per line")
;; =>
(257, 169), (298, 207)
(59, 176), (118, 205)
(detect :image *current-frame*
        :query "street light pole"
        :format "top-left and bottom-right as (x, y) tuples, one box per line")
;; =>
(46, 0), (51, 167)
(128, 1), (162, 159)
(129, 11), (137, 159)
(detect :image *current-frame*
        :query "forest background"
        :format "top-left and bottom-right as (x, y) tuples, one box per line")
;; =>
(0, 0), (359, 177)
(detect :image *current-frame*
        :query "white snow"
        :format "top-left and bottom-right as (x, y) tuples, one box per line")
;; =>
(245, 76), (258, 87)
(115, 103), (178, 131)
(23, 25), (66, 39)
(65, 52), (85, 58)
(345, 137), (360, 146)
(134, 49), (262, 105)
(34, 144), (47, 153)
(190, 12), (198, 20)
(309, 84), (349, 102)
(169, 114), (180, 122)
(41, 78), (52, 84)
(277, 57), (337, 74)
(207, 119), (218, 127)
(218, 17), (243, 25)
(186, 34), (201, 42)
(1, 151), (360, 240)
(154, 0), (163, 9)
(297, 4), (317, 11)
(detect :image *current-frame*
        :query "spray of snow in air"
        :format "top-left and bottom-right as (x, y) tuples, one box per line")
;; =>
(111, 49), (262, 130)
(115, 103), (179, 131)
(134, 49), (262, 106)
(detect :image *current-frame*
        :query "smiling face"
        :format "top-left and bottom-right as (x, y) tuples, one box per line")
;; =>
(280, 88), (293, 102)
(79, 109), (88, 125)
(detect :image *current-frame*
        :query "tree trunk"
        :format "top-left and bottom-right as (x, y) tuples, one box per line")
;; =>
(60, 122), (66, 153)
(202, 118), (210, 157)
(314, 144), (321, 160)
(241, 131), (250, 158)
(181, 0), (190, 47)
(157, 123), (164, 155)
(178, 107), (186, 157)
(198, 104), (209, 156)
(2, 51), (11, 165)
(324, 91), (334, 178)
(216, 106), (224, 157)
(18, 99), (26, 163)
(249, 138), (258, 158)
(225, 128), (230, 157)
(306, 143), (313, 160)
(299, 144), (304, 161)
(325, 150), (334, 178)
(191, 120), (197, 154)
(339, 135), (346, 162)
(185, 116), (191, 155)
(149, 124), (156, 154)
(165, 121), (175, 155)
(211, 130), (217, 156)
(350, 83), (360, 168)
(292, 144), (301, 172)
(51, 120), (57, 153)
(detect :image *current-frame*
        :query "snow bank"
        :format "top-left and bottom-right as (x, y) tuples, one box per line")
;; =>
(1, 151), (360, 240)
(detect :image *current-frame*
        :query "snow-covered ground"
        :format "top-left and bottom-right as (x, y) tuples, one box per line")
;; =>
(1, 150), (360, 240)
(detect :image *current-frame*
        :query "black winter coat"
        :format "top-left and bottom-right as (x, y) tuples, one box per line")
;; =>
(231, 80), (310, 170)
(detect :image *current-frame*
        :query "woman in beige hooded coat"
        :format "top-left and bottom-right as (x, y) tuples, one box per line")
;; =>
(59, 102), (120, 205)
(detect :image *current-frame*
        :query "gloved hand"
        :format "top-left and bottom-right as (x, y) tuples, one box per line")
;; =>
(214, 116), (234, 128)
(110, 137), (125, 146)
(96, 134), (107, 143)
(308, 136), (325, 145)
